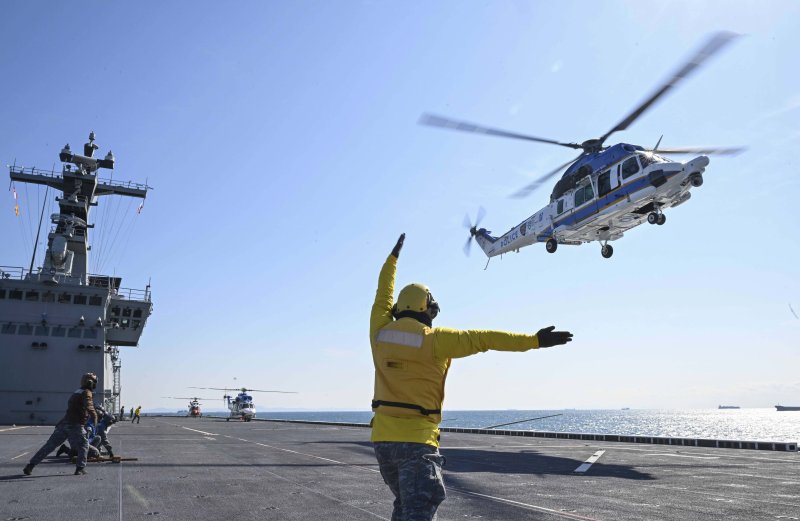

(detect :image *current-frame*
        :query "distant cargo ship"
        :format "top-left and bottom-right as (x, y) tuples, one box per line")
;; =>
(718, 405), (740, 409)
(775, 405), (800, 411)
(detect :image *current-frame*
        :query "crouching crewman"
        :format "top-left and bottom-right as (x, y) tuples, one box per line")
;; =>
(23, 372), (98, 476)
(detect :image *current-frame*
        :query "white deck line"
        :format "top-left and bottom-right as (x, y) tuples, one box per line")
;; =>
(574, 450), (606, 473)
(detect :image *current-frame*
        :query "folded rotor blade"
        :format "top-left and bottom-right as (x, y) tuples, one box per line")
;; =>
(510, 154), (583, 199)
(645, 146), (746, 156)
(419, 113), (582, 150)
(599, 31), (740, 144)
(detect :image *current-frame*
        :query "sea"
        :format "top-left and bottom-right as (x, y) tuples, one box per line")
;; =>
(259, 409), (800, 443)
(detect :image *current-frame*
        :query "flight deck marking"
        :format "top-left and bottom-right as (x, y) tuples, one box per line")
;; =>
(224, 435), (380, 473)
(153, 419), (218, 437)
(0, 426), (29, 432)
(643, 453), (719, 460)
(448, 487), (603, 521)
(573, 450), (606, 473)
(10, 451), (29, 460)
(646, 484), (800, 509)
(225, 433), (604, 520)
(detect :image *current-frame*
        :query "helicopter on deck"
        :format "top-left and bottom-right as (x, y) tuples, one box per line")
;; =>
(162, 396), (211, 418)
(190, 387), (296, 422)
(421, 32), (744, 260)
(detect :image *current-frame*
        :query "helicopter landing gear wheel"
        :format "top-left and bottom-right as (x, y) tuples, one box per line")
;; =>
(545, 238), (558, 253)
(657, 214), (666, 225)
(647, 212), (659, 225)
(601, 243), (614, 259)
(690, 174), (704, 187)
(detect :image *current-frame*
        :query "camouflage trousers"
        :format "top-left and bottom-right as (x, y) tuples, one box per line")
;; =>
(29, 421), (89, 469)
(374, 442), (446, 521)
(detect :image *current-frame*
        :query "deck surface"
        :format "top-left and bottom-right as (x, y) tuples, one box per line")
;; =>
(1, 417), (798, 520)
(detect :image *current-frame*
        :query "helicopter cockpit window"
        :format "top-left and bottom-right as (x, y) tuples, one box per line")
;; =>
(638, 152), (666, 168)
(621, 156), (640, 179)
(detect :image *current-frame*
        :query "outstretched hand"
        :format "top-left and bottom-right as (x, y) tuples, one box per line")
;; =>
(536, 326), (573, 348)
(391, 233), (405, 258)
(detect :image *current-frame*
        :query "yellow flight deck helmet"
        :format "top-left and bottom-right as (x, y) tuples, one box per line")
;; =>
(393, 283), (440, 319)
(80, 372), (98, 390)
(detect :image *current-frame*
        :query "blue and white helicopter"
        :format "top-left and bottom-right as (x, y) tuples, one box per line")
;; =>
(191, 386), (296, 422)
(421, 32), (744, 260)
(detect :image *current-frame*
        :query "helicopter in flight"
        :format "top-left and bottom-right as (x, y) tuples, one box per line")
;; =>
(190, 387), (296, 422)
(420, 32), (744, 260)
(162, 396), (212, 418)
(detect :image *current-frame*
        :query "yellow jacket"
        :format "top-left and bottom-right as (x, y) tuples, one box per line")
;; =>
(370, 255), (540, 447)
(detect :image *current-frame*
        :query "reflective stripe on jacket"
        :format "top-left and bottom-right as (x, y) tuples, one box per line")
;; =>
(370, 255), (540, 447)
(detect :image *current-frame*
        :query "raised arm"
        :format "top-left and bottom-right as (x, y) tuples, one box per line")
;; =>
(370, 233), (404, 340)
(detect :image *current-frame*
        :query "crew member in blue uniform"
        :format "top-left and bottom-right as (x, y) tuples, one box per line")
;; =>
(370, 234), (573, 520)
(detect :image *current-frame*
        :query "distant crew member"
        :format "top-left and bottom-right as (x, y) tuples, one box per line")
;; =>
(129, 407), (134, 420)
(370, 234), (573, 520)
(23, 373), (99, 476)
(120, 405), (125, 420)
(132, 405), (142, 424)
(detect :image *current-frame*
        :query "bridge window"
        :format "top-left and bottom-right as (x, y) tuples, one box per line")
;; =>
(89, 295), (102, 306)
(25, 291), (39, 302)
(73, 295), (87, 305)
(83, 329), (98, 339)
(68, 328), (82, 338)
(35, 325), (49, 336)
(111, 307), (121, 316)
(133, 308), (143, 318)
(2, 324), (16, 334)
(58, 293), (72, 304)
(9, 289), (23, 300)
(18, 324), (33, 335)
(122, 308), (132, 317)
(0, 289), (5, 299)
(42, 292), (55, 303)
(51, 326), (66, 337)
(621, 157), (640, 179)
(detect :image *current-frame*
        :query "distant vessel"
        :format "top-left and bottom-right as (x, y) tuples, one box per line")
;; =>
(0, 133), (152, 424)
(775, 405), (800, 412)
(718, 405), (740, 409)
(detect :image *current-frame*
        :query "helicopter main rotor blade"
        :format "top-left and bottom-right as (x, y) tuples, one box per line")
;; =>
(599, 31), (739, 145)
(419, 113), (582, 150)
(644, 146), (746, 156)
(243, 388), (298, 394)
(510, 154), (584, 199)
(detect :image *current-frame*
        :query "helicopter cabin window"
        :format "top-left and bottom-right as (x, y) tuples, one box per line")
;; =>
(557, 199), (564, 214)
(621, 156), (640, 179)
(598, 171), (612, 197)
(574, 184), (594, 207)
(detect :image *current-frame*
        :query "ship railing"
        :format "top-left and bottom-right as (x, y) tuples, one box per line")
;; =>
(96, 177), (151, 191)
(9, 165), (60, 179)
(1, 267), (151, 301)
(0, 266), (26, 280)
(110, 287), (151, 302)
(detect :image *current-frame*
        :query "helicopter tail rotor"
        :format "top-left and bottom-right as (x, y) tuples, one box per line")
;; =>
(462, 207), (486, 256)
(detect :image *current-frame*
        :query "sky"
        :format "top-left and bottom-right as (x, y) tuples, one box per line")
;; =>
(1, 0), (798, 412)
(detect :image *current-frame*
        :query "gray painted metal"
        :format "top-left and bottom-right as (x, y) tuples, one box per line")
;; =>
(1, 134), (153, 425)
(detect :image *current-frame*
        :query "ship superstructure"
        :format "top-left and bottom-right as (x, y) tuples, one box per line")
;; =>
(0, 133), (152, 424)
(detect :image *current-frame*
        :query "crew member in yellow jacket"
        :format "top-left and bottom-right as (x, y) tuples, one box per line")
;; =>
(370, 233), (573, 520)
